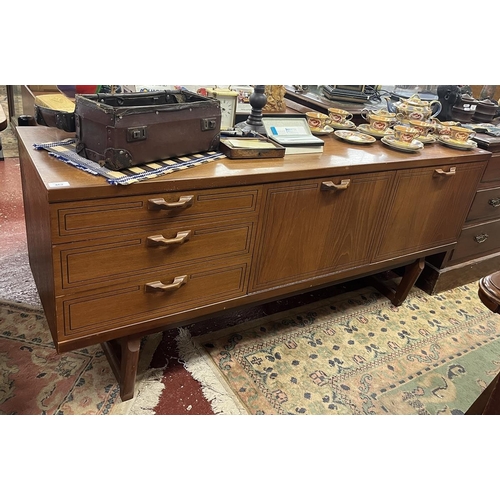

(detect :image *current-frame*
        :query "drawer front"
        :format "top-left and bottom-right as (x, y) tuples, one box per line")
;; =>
(481, 154), (500, 184)
(467, 186), (500, 223)
(59, 262), (249, 338)
(56, 219), (256, 291)
(53, 186), (260, 242)
(450, 219), (500, 263)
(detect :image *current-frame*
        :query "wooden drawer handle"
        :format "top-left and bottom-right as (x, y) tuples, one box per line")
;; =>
(147, 230), (191, 247)
(145, 275), (188, 293)
(489, 198), (500, 208)
(321, 179), (350, 191)
(434, 167), (456, 176)
(475, 233), (489, 244)
(147, 195), (194, 211)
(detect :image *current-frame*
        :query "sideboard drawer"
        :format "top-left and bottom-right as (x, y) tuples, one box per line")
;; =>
(481, 154), (500, 184)
(53, 186), (261, 241)
(54, 220), (255, 290)
(450, 219), (500, 263)
(467, 186), (500, 223)
(59, 262), (249, 339)
(56, 219), (256, 291)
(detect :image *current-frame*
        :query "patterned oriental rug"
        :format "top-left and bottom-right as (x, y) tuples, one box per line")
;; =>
(177, 282), (500, 415)
(0, 300), (165, 415)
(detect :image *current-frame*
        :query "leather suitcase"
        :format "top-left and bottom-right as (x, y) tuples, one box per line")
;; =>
(74, 90), (221, 170)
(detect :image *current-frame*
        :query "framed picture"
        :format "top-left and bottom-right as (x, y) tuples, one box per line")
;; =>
(231, 85), (254, 114)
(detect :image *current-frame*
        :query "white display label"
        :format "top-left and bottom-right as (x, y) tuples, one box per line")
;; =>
(48, 182), (70, 187)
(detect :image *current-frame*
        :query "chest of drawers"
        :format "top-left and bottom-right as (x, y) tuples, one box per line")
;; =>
(17, 126), (490, 400)
(419, 133), (500, 293)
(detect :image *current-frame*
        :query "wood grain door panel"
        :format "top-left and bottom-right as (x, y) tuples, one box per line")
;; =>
(250, 172), (393, 291)
(374, 162), (485, 261)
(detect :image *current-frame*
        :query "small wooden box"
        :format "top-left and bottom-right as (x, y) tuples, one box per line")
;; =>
(219, 135), (285, 159)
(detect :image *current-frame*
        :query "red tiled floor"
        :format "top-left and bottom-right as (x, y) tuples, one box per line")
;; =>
(0, 158), (28, 254)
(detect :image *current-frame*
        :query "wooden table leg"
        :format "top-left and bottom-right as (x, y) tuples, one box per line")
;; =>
(101, 334), (144, 401)
(371, 257), (426, 307)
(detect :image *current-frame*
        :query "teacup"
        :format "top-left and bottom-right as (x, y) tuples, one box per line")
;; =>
(361, 109), (397, 133)
(393, 125), (420, 144)
(328, 107), (353, 124)
(432, 120), (459, 136)
(306, 112), (332, 131)
(408, 119), (435, 138)
(365, 114), (396, 133)
(449, 126), (476, 143)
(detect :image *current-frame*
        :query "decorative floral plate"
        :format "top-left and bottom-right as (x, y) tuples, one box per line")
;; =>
(357, 123), (393, 138)
(381, 135), (424, 153)
(330, 120), (356, 130)
(310, 125), (333, 136)
(334, 130), (376, 144)
(438, 136), (477, 150)
(417, 134), (437, 144)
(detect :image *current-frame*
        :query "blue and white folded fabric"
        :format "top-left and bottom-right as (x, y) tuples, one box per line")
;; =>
(33, 138), (225, 186)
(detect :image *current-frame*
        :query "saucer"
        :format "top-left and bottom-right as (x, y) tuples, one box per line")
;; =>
(357, 123), (392, 138)
(334, 130), (376, 144)
(311, 125), (333, 136)
(381, 135), (424, 153)
(330, 120), (356, 130)
(417, 134), (436, 144)
(438, 136), (477, 150)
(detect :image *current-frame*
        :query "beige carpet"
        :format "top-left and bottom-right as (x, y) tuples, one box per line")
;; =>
(178, 281), (500, 415)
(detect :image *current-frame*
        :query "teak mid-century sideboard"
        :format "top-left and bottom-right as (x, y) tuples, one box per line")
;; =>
(17, 126), (491, 400)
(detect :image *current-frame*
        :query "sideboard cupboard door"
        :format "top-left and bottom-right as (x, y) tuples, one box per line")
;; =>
(250, 171), (394, 291)
(373, 162), (485, 262)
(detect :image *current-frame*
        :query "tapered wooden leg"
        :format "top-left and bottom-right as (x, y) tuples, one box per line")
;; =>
(392, 257), (426, 306)
(371, 258), (426, 307)
(101, 334), (143, 401)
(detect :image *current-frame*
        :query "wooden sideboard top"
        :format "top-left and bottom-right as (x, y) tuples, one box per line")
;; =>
(17, 125), (492, 203)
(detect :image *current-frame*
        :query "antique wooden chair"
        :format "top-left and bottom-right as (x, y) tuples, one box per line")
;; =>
(466, 272), (500, 414)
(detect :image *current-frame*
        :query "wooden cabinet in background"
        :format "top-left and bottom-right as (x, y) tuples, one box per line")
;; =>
(419, 134), (500, 294)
